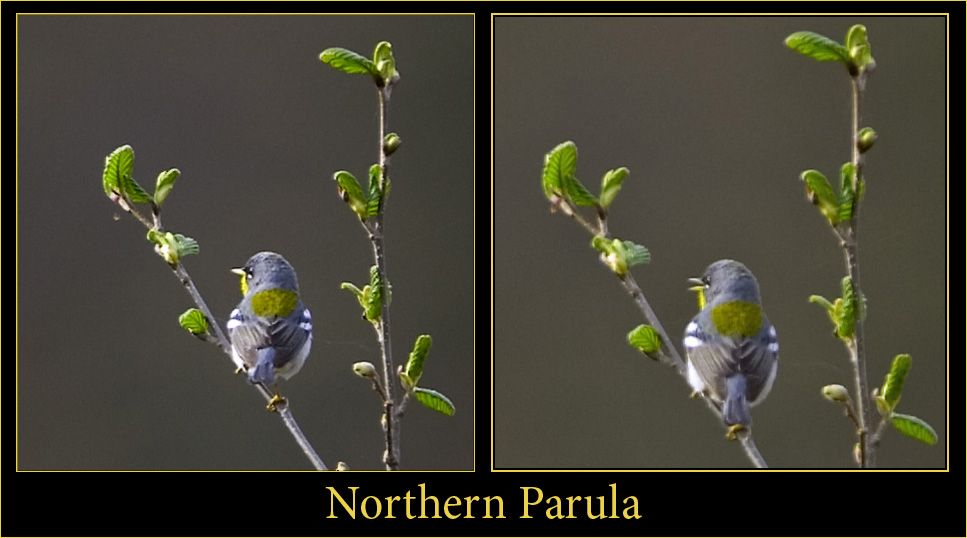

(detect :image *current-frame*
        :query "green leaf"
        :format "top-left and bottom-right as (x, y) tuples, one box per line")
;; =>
(837, 277), (857, 339)
(121, 174), (153, 204)
(882, 354), (911, 408)
(333, 170), (368, 220)
(785, 31), (849, 63)
(875, 394), (891, 417)
(367, 164), (383, 217)
(103, 145), (134, 197)
(373, 41), (398, 84)
(319, 47), (378, 76)
(599, 167), (629, 209)
(808, 294), (835, 314)
(892, 413), (937, 445)
(414, 387), (455, 416)
(147, 230), (198, 265)
(404, 334), (432, 386)
(340, 282), (366, 306)
(366, 265), (382, 322)
(845, 24), (875, 72)
(838, 162), (857, 222)
(154, 168), (181, 207)
(178, 308), (209, 336)
(620, 240), (650, 267)
(800, 169), (840, 224)
(171, 233), (198, 257)
(591, 235), (610, 253)
(542, 141), (577, 199)
(627, 325), (661, 358)
(562, 173), (599, 207)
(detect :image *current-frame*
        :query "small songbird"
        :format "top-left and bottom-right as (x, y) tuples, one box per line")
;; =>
(683, 259), (779, 432)
(227, 252), (312, 409)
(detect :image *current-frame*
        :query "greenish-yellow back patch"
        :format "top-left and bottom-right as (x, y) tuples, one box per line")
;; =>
(251, 289), (299, 318)
(710, 301), (762, 337)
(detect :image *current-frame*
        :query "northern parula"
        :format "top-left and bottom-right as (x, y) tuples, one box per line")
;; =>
(683, 259), (779, 429)
(227, 252), (312, 399)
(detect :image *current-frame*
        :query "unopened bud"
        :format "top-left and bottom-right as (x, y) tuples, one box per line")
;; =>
(353, 361), (377, 379)
(822, 384), (850, 403)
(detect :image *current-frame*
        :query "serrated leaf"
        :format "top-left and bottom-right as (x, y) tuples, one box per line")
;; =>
(333, 170), (368, 220)
(542, 141), (577, 199)
(837, 277), (857, 339)
(367, 164), (382, 217)
(171, 233), (198, 257)
(154, 168), (181, 207)
(103, 145), (134, 197)
(892, 413), (937, 445)
(121, 174), (153, 203)
(801, 169), (840, 224)
(178, 308), (209, 335)
(838, 162), (857, 221)
(563, 173), (599, 207)
(404, 334), (432, 386)
(845, 24), (875, 72)
(366, 265), (382, 322)
(620, 240), (650, 267)
(883, 354), (911, 408)
(319, 47), (378, 75)
(414, 387), (455, 416)
(627, 325), (661, 357)
(599, 167), (629, 209)
(785, 31), (849, 63)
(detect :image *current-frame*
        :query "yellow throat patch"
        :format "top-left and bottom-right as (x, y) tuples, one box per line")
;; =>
(710, 301), (762, 338)
(251, 288), (299, 318)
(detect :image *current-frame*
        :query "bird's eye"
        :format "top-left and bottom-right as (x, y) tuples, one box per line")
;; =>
(703, 276), (711, 288)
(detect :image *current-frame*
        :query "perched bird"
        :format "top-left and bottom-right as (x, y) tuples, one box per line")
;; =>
(683, 259), (779, 432)
(227, 252), (312, 408)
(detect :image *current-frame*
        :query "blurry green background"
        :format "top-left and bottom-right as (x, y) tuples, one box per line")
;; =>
(494, 16), (946, 468)
(17, 15), (474, 470)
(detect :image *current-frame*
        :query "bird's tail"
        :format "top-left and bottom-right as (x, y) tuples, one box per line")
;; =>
(249, 348), (276, 385)
(722, 375), (752, 427)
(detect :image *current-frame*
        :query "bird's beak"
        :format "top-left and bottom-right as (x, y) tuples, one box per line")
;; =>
(687, 277), (704, 291)
(231, 267), (246, 276)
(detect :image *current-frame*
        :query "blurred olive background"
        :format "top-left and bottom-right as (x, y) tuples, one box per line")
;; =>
(494, 16), (946, 468)
(17, 15), (474, 470)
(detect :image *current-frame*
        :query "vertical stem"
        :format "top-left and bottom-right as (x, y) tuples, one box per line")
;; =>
(847, 75), (873, 468)
(375, 86), (400, 470)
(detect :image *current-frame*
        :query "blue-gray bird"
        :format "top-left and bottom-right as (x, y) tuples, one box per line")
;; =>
(683, 259), (779, 430)
(227, 252), (312, 407)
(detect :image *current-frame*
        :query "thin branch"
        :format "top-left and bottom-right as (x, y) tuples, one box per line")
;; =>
(549, 196), (767, 467)
(110, 193), (327, 471)
(846, 73), (873, 468)
(374, 84), (400, 471)
(737, 431), (767, 468)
